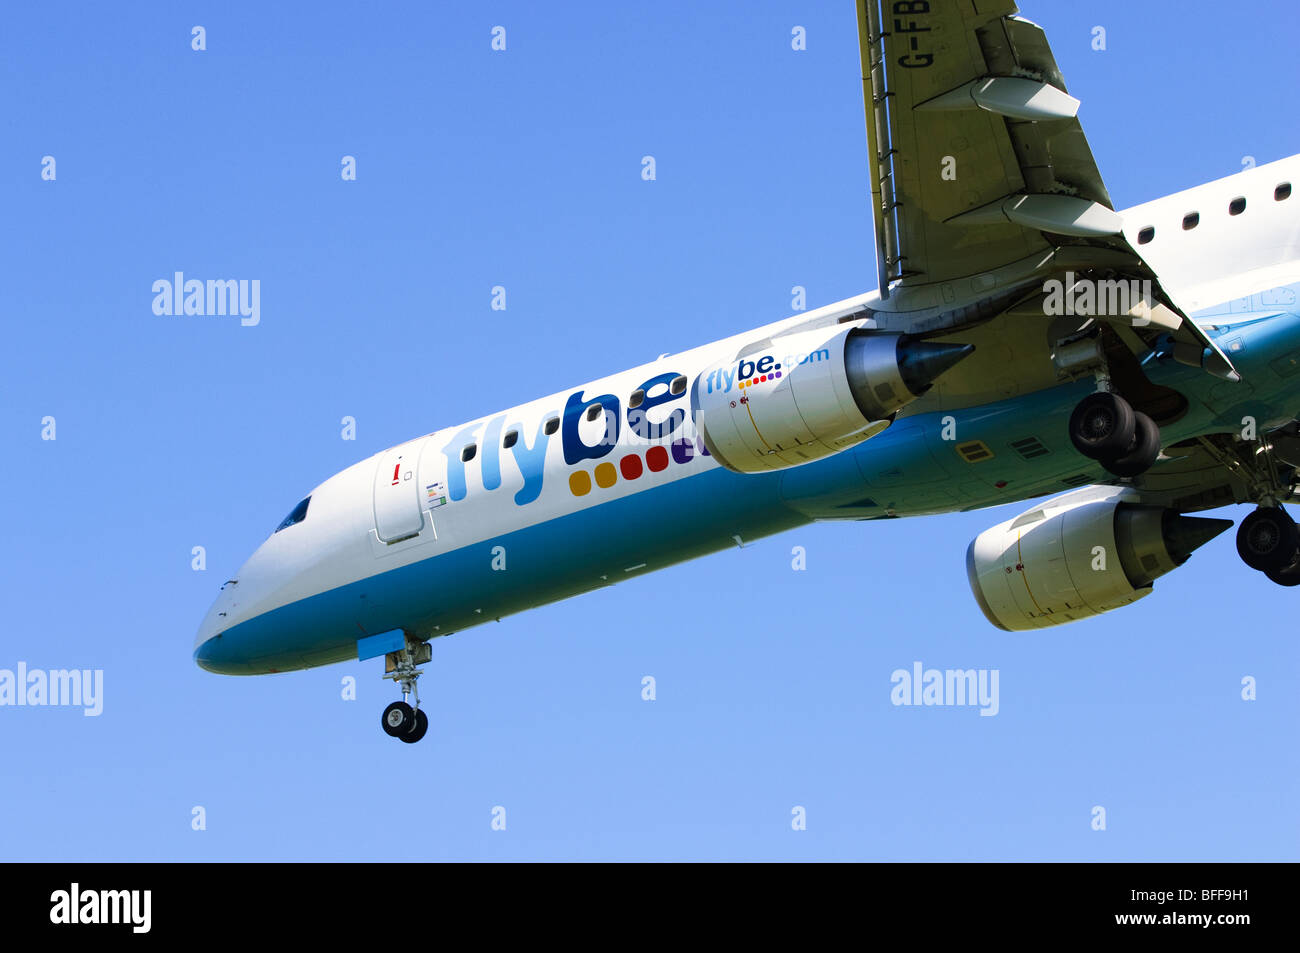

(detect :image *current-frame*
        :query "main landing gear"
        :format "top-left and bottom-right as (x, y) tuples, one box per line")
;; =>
(1068, 391), (1161, 478)
(1187, 430), (1300, 587)
(380, 638), (431, 744)
(1237, 506), (1300, 584)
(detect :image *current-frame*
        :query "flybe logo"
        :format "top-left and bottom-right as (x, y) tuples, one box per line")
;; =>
(441, 370), (696, 507)
(703, 346), (829, 394)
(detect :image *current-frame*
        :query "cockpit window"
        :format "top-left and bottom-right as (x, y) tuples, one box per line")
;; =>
(275, 497), (310, 533)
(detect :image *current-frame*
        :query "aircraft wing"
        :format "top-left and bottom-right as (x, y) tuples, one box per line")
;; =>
(854, 0), (1238, 383)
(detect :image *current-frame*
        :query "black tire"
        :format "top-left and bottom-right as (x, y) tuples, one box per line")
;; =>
(1069, 392), (1136, 460)
(1236, 507), (1300, 573)
(382, 701), (415, 737)
(399, 709), (429, 744)
(1265, 558), (1300, 587)
(1102, 412), (1161, 478)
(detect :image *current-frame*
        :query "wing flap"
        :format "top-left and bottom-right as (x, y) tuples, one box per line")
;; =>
(858, 1), (1125, 297)
(855, 0), (1240, 382)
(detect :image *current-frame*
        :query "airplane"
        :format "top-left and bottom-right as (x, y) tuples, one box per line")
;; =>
(195, 1), (1300, 743)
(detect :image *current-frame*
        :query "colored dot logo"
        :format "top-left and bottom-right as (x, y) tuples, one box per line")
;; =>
(569, 437), (708, 496)
(738, 369), (782, 389)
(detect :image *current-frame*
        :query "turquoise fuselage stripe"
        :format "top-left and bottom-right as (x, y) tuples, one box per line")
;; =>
(198, 307), (1300, 674)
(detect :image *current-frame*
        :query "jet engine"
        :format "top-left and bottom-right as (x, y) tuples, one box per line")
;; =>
(692, 323), (973, 473)
(966, 489), (1231, 631)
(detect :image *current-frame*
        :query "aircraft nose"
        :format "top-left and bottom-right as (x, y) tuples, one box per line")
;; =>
(194, 610), (218, 653)
(193, 580), (241, 671)
(193, 613), (249, 675)
(192, 543), (301, 675)
(193, 635), (220, 672)
(193, 612), (225, 672)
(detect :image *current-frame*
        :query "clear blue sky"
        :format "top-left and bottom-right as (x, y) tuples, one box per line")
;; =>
(2, 0), (1296, 861)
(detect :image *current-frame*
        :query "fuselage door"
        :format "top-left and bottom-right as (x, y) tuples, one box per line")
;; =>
(373, 441), (426, 543)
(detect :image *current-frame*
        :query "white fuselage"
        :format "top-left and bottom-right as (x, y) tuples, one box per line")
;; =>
(194, 156), (1300, 675)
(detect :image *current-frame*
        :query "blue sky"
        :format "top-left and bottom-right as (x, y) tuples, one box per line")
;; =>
(2, 0), (1297, 860)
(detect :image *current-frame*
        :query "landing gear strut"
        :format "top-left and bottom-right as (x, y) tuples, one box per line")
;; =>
(1068, 391), (1161, 478)
(380, 638), (431, 743)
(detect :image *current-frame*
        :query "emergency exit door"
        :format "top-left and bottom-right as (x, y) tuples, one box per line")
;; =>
(373, 440), (426, 543)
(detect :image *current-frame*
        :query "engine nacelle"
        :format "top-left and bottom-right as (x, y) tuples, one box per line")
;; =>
(966, 490), (1231, 631)
(692, 323), (973, 473)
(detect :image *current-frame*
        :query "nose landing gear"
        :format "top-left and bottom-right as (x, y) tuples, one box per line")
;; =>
(382, 701), (428, 742)
(380, 638), (431, 743)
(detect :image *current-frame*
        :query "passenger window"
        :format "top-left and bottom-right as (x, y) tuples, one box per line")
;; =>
(585, 403), (603, 422)
(1137, 226), (1155, 245)
(503, 429), (519, 449)
(544, 416), (559, 435)
(629, 389), (645, 410)
(1277, 182), (1292, 201)
(274, 497), (310, 533)
(1182, 212), (1199, 230)
(461, 444), (476, 463)
(1229, 196), (1246, 215)
(670, 375), (687, 395)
